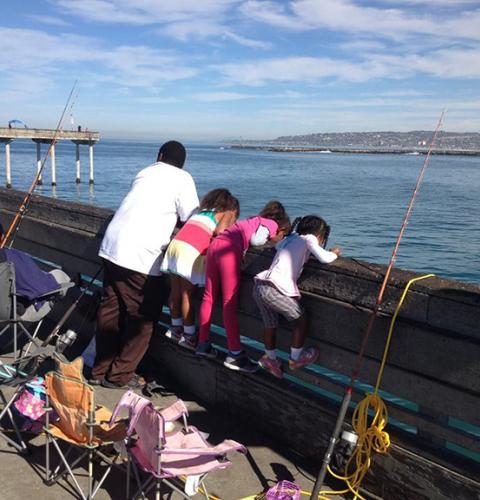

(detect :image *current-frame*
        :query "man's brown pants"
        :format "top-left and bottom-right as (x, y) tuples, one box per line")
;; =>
(91, 259), (168, 385)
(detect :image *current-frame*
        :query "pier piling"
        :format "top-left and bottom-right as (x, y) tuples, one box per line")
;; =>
(35, 141), (43, 185)
(89, 143), (94, 184)
(51, 144), (56, 186)
(5, 140), (12, 188)
(75, 142), (81, 184)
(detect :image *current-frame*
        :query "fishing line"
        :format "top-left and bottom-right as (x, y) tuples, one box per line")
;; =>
(1, 80), (79, 249)
(310, 109), (446, 499)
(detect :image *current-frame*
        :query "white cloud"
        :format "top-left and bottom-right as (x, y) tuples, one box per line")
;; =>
(52, 0), (268, 48)
(378, 0), (480, 5)
(338, 40), (386, 52)
(214, 45), (480, 86)
(238, 1), (307, 30)
(223, 32), (271, 49)
(366, 90), (429, 97)
(0, 27), (197, 96)
(158, 19), (269, 48)
(192, 91), (256, 102)
(161, 19), (226, 41)
(192, 90), (307, 101)
(132, 96), (182, 104)
(215, 56), (408, 86)
(377, 48), (480, 79)
(242, 0), (480, 42)
(54, 0), (240, 24)
(28, 14), (70, 27)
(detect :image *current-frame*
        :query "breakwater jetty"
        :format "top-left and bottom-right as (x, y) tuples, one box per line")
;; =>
(0, 127), (100, 188)
(231, 145), (480, 156)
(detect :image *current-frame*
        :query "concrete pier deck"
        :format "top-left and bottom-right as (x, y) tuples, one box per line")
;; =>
(0, 128), (99, 144)
(0, 352), (345, 500)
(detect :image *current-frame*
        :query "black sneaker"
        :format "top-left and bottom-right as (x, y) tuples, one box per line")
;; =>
(178, 334), (197, 351)
(102, 374), (145, 389)
(195, 341), (218, 359)
(224, 352), (259, 373)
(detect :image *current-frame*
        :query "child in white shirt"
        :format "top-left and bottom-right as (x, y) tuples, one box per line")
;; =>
(253, 215), (341, 378)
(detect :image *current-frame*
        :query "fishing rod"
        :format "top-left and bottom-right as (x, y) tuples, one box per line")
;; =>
(310, 110), (446, 499)
(0, 80), (79, 249)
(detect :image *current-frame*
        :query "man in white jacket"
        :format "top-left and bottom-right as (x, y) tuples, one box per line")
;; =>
(91, 141), (199, 388)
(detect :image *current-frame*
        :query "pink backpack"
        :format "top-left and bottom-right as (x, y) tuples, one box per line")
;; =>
(265, 481), (301, 500)
(13, 376), (48, 433)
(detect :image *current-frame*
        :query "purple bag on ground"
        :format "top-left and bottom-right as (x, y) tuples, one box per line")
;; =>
(13, 376), (48, 433)
(265, 481), (301, 500)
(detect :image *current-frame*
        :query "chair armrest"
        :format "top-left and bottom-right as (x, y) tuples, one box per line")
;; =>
(35, 281), (74, 299)
(159, 440), (247, 456)
(158, 399), (189, 422)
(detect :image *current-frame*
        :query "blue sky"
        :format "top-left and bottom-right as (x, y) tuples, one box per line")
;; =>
(1, 0), (479, 140)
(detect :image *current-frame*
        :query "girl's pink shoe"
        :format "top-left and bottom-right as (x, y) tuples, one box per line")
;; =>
(258, 355), (283, 379)
(289, 346), (319, 370)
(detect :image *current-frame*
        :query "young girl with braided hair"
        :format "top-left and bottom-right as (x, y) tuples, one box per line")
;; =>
(196, 200), (291, 372)
(161, 188), (239, 343)
(253, 215), (341, 378)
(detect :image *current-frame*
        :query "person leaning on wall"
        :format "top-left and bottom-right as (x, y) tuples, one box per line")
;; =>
(90, 140), (199, 389)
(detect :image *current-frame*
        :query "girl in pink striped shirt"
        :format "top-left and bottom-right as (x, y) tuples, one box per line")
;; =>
(161, 189), (239, 343)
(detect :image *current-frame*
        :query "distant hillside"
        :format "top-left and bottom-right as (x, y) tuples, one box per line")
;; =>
(232, 131), (480, 151)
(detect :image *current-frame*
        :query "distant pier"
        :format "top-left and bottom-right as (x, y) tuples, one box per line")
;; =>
(0, 127), (100, 188)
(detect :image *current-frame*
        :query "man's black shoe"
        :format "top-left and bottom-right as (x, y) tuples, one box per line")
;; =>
(101, 374), (145, 389)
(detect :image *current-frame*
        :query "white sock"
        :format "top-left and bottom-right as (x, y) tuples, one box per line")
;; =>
(184, 325), (196, 336)
(290, 347), (303, 361)
(266, 349), (277, 360)
(171, 317), (183, 327)
(230, 349), (242, 356)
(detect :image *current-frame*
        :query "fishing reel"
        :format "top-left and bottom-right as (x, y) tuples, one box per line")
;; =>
(330, 429), (358, 473)
(55, 328), (78, 353)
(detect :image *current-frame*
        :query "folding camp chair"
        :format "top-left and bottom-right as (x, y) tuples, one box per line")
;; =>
(0, 262), (73, 360)
(0, 360), (30, 454)
(44, 357), (127, 500)
(110, 390), (246, 500)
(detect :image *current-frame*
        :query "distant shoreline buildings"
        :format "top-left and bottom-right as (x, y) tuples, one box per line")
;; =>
(230, 131), (480, 155)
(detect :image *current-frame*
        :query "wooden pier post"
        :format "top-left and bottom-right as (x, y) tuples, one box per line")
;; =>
(5, 140), (12, 188)
(89, 143), (94, 184)
(51, 144), (57, 186)
(75, 143), (81, 184)
(35, 141), (43, 185)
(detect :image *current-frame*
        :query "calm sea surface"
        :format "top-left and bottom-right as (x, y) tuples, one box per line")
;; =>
(2, 139), (479, 284)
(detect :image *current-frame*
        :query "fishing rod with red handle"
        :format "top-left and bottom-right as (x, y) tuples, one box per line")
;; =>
(310, 110), (446, 499)
(0, 80), (78, 249)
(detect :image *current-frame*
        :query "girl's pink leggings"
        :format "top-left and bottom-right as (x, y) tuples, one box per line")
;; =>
(198, 238), (242, 351)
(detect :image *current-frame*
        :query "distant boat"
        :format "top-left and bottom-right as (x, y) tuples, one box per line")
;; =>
(319, 149), (332, 153)
(219, 146), (225, 150)
(406, 151), (420, 155)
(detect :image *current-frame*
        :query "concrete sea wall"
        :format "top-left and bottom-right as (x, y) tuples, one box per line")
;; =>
(0, 187), (479, 499)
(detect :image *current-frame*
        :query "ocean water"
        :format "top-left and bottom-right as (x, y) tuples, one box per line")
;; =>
(2, 139), (479, 284)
